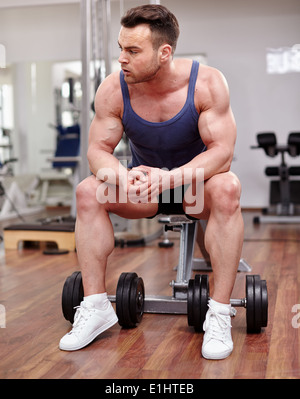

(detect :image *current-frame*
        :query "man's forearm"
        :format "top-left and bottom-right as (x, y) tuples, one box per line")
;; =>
(88, 149), (128, 186)
(170, 145), (233, 188)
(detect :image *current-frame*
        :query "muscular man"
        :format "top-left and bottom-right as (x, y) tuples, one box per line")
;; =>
(59, 4), (244, 360)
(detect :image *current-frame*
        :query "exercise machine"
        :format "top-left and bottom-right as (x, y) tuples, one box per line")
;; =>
(61, 215), (268, 334)
(46, 123), (81, 216)
(251, 132), (300, 223)
(0, 159), (44, 222)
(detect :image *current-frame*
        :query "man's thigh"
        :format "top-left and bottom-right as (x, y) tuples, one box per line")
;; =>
(96, 179), (159, 219)
(182, 171), (241, 220)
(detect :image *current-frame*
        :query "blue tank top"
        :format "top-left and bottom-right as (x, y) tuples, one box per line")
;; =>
(120, 60), (206, 170)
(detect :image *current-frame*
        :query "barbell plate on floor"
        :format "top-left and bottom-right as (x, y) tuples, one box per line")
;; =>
(246, 275), (255, 332)
(199, 275), (209, 332)
(72, 271), (84, 319)
(129, 276), (145, 324)
(254, 275), (262, 331)
(187, 274), (209, 332)
(187, 279), (195, 326)
(62, 271), (83, 323)
(193, 275), (202, 331)
(62, 274), (73, 322)
(116, 272), (128, 326)
(122, 272), (138, 328)
(261, 280), (268, 327)
(116, 272), (144, 328)
(246, 275), (268, 333)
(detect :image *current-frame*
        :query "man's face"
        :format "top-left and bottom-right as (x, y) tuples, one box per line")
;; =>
(118, 24), (160, 84)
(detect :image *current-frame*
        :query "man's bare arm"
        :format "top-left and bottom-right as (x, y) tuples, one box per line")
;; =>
(87, 73), (127, 185)
(171, 66), (236, 186)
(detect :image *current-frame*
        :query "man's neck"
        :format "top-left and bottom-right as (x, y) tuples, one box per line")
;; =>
(129, 60), (181, 96)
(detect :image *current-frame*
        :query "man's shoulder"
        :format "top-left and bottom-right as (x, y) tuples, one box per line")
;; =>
(174, 59), (225, 84)
(94, 71), (123, 116)
(98, 70), (122, 93)
(194, 64), (230, 110)
(95, 71), (122, 102)
(197, 64), (225, 84)
(197, 63), (228, 92)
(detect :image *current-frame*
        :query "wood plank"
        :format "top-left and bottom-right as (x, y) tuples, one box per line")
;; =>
(266, 240), (300, 378)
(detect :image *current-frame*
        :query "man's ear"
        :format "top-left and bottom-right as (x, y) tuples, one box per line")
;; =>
(159, 44), (172, 63)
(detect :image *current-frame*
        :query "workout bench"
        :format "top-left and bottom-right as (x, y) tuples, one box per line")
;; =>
(62, 215), (268, 334)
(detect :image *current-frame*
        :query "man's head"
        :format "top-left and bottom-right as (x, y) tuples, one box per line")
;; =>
(120, 4), (180, 56)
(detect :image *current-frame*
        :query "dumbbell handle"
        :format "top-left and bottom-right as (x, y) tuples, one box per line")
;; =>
(172, 280), (249, 308)
(207, 297), (247, 307)
(230, 298), (247, 308)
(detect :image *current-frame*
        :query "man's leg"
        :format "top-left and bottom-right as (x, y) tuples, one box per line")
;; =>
(202, 172), (243, 304)
(59, 175), (158, 351)
(185, 171), (244, 359)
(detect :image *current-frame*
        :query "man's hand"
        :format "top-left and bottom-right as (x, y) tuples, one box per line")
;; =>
(127, 165), (171, 204)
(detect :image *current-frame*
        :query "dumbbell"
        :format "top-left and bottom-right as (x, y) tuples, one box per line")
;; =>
(62, 271), (268, 334)
(61, 271), (145, 329)
(187, 274), (268, 333)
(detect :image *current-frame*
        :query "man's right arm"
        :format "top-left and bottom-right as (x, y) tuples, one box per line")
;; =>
(87, 72), (128, 186)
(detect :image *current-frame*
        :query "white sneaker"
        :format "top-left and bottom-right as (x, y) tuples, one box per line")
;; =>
(201, 300), (236, 360)
(59, 300), (118, 351)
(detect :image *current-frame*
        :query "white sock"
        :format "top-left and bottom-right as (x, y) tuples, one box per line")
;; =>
(84, 293), (109, 310)
(209, 298), (231, 314)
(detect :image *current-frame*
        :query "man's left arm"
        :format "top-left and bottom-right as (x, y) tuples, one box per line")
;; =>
(171, 67), (237, 186)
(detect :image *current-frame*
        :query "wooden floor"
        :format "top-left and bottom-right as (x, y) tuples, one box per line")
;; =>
(0, 210), (299, 379)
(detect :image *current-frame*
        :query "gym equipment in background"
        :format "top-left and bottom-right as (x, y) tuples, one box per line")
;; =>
(3, 124), (80, 252)
(46, 124), (81, 216)
(251, 132), (300, 223)
(0, 159), (44, 222)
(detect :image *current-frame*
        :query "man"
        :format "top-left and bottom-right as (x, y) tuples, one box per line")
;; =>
(59, 4), (244, 360)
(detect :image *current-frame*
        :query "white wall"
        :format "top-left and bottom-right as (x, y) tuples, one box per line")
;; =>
(0, 3), (81, 63)
(0, 0), (299, 207)
(163, 0), (300, 208)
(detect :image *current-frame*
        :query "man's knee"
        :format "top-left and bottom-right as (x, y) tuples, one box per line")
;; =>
(208, 172), (241, 215)
(76, 177), (100, 213)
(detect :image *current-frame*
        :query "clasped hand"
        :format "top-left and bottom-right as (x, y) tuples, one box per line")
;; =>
(127, 165), (170, 203)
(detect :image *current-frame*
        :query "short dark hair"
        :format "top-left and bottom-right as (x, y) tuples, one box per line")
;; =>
(120, 4), (180, 55)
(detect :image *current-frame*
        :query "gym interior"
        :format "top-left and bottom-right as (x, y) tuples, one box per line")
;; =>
(0, 0), (300, 380)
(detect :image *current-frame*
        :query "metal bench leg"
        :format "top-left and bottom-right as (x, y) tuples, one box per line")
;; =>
(140, 218), (197, 314)
(192, 220), (252, 273)
(171, 221), (197, 299)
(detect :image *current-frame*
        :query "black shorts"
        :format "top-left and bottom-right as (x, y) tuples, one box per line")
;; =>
(148, 185), (198, 220)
